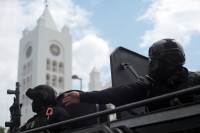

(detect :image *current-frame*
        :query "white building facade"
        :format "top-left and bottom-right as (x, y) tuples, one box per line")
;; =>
(18, 7), (72, 124)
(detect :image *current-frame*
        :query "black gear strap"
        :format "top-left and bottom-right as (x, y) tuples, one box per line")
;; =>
(187, 71), (200, 87)
(136, 76), (152, 98)
(187, 72), (196, 87)
(136, 76), (152, 90)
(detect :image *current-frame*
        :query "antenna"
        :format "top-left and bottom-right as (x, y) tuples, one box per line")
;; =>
(44, 0), (50, 7)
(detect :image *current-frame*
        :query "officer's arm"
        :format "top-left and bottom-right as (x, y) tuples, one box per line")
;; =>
(80, 82), (148, 105)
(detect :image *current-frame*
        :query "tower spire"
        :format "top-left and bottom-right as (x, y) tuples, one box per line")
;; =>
(88, 67), (102, 91)
(39, 4), (58, 31)
(44, 0), (49, 7)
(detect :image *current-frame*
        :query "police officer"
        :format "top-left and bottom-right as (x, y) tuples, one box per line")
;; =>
(62, 39), (200, 111)
(20, 85), (71, 133)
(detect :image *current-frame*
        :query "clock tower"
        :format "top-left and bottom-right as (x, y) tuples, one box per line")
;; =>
(17, 7), (72, 124)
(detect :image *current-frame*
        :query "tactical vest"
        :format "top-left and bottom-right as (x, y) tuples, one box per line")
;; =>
(119, 71), (200, 118)
(20, 107), (53, 133)
(147, 71), (200, 111)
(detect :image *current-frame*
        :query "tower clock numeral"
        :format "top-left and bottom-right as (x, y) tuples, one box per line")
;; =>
(50, 44), (60, 56)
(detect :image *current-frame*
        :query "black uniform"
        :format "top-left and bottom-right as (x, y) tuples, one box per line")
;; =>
(80, 67), (200, 111)
(20, 106), (70, 133)
(20, 85), (71, 133)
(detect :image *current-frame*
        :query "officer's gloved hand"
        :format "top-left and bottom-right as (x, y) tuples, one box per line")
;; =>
(62, 91), (80, 106)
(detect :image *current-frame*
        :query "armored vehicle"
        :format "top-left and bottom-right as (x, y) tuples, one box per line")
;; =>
(6, 47), (200, 133)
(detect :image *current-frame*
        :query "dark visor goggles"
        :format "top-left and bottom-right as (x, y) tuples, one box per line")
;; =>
(150, 48), (185, 66)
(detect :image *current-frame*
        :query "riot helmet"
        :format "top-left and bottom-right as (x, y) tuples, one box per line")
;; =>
(148, 39), (185, 82)
(26, 85), (57, 113)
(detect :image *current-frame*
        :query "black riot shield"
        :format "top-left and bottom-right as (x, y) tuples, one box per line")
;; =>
(110, 46), (148, 87)
(110, 46), (149, 118)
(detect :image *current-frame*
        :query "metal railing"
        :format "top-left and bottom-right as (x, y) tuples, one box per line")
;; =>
(20, 85), (200, 133)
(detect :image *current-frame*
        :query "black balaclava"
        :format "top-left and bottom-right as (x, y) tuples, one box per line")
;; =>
(31, 97), (49, 113)
(148, 58), (182, 82)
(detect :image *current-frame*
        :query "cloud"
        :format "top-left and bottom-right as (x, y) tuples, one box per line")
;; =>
(91, 0), (101, 5)
(0, 0), (111, 127)
(48, 0), (93, 40)
(197, 51), (200, 55)
(137, 0), (200, 48)
(72, 34), (111, 91)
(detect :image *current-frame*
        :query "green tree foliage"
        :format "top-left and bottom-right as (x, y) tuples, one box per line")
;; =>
(0, 126), (5, 133)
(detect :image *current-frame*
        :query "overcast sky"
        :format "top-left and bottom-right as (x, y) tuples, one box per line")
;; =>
(1, 0), (200, 128)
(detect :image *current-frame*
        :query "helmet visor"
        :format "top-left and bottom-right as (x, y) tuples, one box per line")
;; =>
(159, 49), (185, 66)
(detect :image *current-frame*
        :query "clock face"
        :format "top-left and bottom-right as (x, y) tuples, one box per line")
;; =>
(26, 46), (32, 58)
(50, 44), (60, 56)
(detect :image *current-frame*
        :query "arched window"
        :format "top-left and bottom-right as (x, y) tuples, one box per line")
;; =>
(46, 74), (51, 86)
(52, 61), (57, 72)
(27, 62), (30, 73)
(59, 62), (64, 73)
(27, 77), (29, 89)
(59, 77), (64, 89)
(52, 75), (57, 87)
(23, 79), (26, 90)
(24, 65), (26, 76)
(47, 59), (51, 70)
(30, 60), (33, 71)
(22, 94), (25, 105)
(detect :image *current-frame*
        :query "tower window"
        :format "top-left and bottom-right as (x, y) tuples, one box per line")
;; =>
(59, 77), (64, 89)
(47, 59), (51, 70)
(52, 75), (57, 87)
(46, 74), (51, 86)
(59, 62), (64, 73)
(27, 62), (30, 73)
(30, 75), (32, 88)
(52, 61), (57, 72)
(27, 77), (29, 89)
(23, 65), (26, 76)
(30, 60), (33, 71)
(23, 79), (26, 90)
